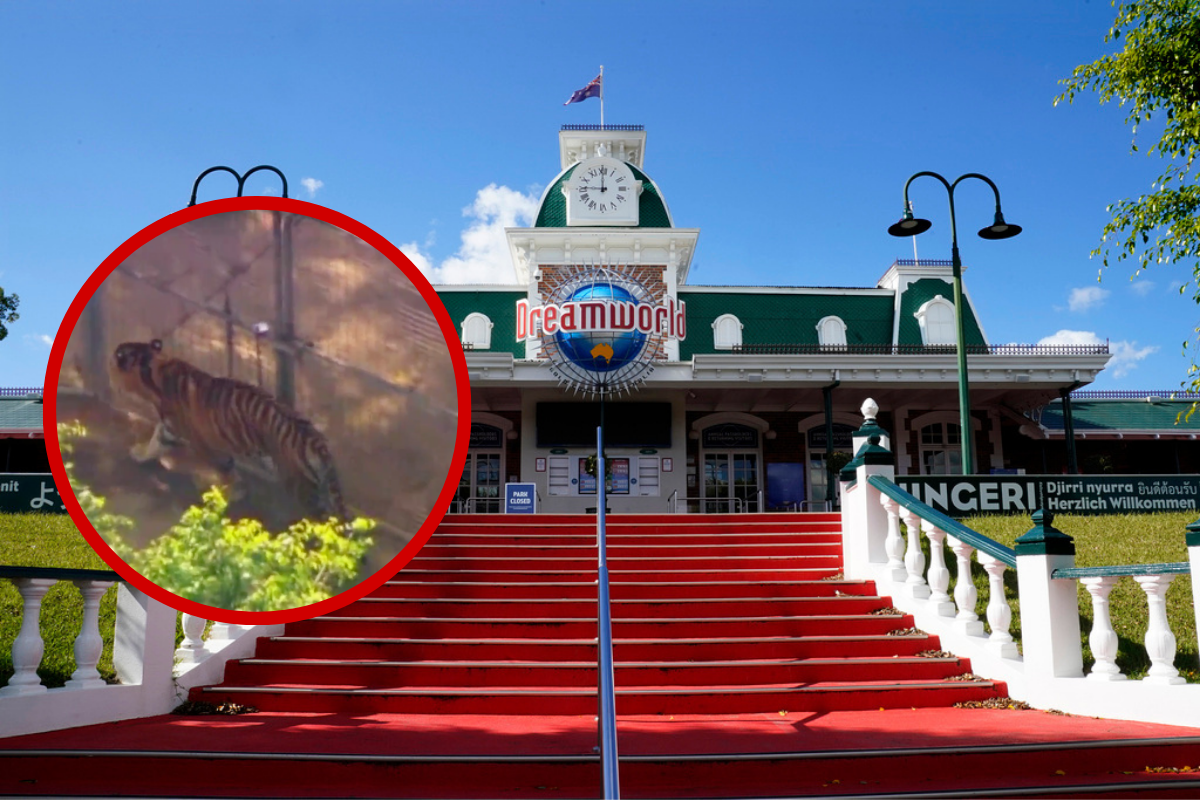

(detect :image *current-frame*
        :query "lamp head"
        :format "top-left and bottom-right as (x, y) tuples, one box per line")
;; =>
(887, 210), (932, 238)
(978, 210), (1022, 240)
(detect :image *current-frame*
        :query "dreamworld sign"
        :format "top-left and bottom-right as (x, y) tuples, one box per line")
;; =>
(514, 295), (687, 341)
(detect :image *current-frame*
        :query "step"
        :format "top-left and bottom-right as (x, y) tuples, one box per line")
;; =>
(221, 656), (970, 689)
(370, 579), (875, 600)
(285, 614), (915, 639)
(391, 567), (842, 583)
(333, 595), (891, 619)
(429, 531), (843, 546)
(404, 555), (843, 572)
(196, 678), (1004, 715)
(415, 542), (843, 558)
(256, 633), (941, 662)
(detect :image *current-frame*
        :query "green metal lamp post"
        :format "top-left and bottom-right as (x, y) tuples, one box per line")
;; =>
(888, 172), (1021, 476)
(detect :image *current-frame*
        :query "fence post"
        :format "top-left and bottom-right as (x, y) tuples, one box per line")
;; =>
(1187, 519), (1200, 670)
(1015, 510), (1083, 678)
(113, 584), (178, 697)
(843, 408), (894, 581)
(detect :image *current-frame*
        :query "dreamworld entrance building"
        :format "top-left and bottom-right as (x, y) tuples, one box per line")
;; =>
(434, 124), (1200, 515)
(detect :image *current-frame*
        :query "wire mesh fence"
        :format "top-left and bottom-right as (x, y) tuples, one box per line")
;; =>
(57, 209), (460, 569)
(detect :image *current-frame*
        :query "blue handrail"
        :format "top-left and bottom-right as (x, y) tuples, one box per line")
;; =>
(596, 426), (620, 798)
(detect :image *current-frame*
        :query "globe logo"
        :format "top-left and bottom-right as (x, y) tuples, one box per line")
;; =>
(554, 283), (648, 373)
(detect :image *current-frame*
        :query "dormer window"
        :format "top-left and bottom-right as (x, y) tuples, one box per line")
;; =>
(914, 295), (956, 346)
(712, 314), (743, 350)
(816, 316), (847, 347)
(461, 312), (494, 350)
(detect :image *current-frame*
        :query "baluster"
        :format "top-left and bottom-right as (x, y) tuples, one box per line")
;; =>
(879, 495), (906, 581)
(1080, 576), (1125, 681)
(920, 520), (955, 615)
(64, 579), (114, 690)
(1134, 575), (1185, 685)
(898, 508), (930, 600)
(977, 554), (1019, 658)
(946, 536), (984, 636)
(0, 578), (55, 696)
(175, 613), (208, 665)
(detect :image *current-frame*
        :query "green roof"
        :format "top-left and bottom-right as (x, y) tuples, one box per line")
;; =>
(1041, 400), (1200, 432)
(437, 290), (526, 357)
(535, 163), (672, 228)
(679, 290), (895, 359)
(896, 278), (986, 347)
(0, 395), (44, 431)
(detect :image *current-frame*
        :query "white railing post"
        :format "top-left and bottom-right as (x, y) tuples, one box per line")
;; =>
(176, 614), (208, 665)
(0, 578), (55, 697)
(978, 553), (1019, 659)
(946, 536), (984, 636)
(1135, 574), (1185, 685)
(113, 583), (178, 693)
(842, 398), (895, 581)
(880, 495), (907, 582)
(63, 579), (114, 690)
(921, 520), (954, 616)
(1015, 510), (1083, 678)
(898, 507), (930, 600)
(1080, 576), (1125, 681)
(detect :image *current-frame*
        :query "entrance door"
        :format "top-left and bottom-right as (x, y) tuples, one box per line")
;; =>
(455, 452), (502, 513)
(703, 452), (759, 513)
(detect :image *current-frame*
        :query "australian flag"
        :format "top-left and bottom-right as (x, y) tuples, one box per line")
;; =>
(564, 74), (602, 105)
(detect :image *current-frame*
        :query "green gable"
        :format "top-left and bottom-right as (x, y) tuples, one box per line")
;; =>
(896, 278), (986, 347)
(535, 163), (672, 228)
(679, 290), (895, 359)
(436, 290), (526, 358)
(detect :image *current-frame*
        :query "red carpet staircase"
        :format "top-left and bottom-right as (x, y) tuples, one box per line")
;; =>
(5, 513), (1200, 797)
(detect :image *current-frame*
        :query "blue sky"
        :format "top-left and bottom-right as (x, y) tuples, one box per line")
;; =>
(2, 1), (1195, 390)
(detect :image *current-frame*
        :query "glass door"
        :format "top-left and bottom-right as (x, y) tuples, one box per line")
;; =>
(703, 452), (759, 513)
(455, 452), (502, 513)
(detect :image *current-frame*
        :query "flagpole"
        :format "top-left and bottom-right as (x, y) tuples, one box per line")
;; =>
(599, 65), (605, 130)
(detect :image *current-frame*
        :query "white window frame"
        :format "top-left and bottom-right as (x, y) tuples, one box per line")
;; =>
(461, 312), (494, 350)
(914, 295), (956, 346)
(815, 315), (847, 347)
(711, 314), (743, 351)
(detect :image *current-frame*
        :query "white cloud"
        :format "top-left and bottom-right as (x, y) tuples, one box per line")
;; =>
(301, 177), (324, 199)
(1067, 286), (1110, 312)
(404, 184), (539, 284)
(1129, 279), (1156, 296)
(1037, 329), (1158, 378)
(23, 333), (53, 348)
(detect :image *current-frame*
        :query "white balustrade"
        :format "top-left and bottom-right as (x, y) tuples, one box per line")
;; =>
(946, 536), (984, 636)
(1134, 574), (1185, 686)
(897, 507), (930, 600)
(64, 579), (115, 690)
(977, 553), (1019, 659)
(920, 520), (954, 616)
(176, 613), (208, 665)
(0, 578), (55, 697)
(1080, 576), (1125, 681)
(879, 494), (906, 581)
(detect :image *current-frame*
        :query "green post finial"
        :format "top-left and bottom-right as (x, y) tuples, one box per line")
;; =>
(1015, 508), (1075, 557)
(1185, 518), (1200, 548)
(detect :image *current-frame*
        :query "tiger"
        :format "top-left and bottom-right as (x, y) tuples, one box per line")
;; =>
(109, 338), (350, 526)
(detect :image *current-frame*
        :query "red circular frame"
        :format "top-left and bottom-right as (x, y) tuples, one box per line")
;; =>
(43, 196), (471, 624)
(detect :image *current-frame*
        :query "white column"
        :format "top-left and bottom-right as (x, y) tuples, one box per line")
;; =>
(1189, 535), (1200, 672)
(880, 495), (907, 582)
(1135, 574), (1185, 685)
(947, 536), (984, 636)
(175, 614), (208, 665)
(0, 578), (55, 696)
(1016, 553), (1083, 678)
(979, 554), (1019, 659)
(64, 579), (114, 690)
(898, 507), (930, 600)
(921, 520), (955, 616)
(1080, 576), (1125, 681)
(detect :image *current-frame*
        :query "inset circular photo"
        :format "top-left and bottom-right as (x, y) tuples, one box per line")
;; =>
(44, 197), (469, 622)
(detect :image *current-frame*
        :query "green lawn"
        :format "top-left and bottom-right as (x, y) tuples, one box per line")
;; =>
(0, 513), (120, 688)
(947, 512), (1198, 682)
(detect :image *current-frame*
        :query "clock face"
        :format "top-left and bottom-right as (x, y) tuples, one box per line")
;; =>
(566, 157), (639, 225)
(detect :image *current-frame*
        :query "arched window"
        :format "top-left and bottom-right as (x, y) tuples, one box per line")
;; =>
(712, 314), (743, 350)
(915, 295), (956, 346)
(461, 312), (494, 350)
(816, 316), (847, 347)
